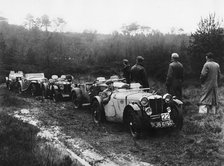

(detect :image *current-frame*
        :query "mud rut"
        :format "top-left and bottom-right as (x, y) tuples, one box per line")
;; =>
(1, 84), (224, 166)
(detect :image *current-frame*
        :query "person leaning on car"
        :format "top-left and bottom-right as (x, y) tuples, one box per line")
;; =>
(130, 56), (149, 88)
(165, 53), (183, 100)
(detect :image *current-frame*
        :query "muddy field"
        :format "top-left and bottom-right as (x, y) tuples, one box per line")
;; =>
(1, 84), (224, 166)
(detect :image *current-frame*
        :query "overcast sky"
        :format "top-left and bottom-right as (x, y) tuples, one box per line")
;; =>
(0, 0), (224, 34)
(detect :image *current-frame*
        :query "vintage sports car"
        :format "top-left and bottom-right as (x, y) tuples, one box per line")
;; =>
(16, 73), (47, 96)
(71, 77), (108, 109)
(42, 74), (74, 102)
(5, 71), (24, 91)
(92, 82), (183, 138)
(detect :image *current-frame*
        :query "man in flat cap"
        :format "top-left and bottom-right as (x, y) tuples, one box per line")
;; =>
(130, 56), (149, 88)
(101, 80), (114, 104)
(122, 59), (131, 84)
(166, 53), (184, 100)
(199, 52), (221, 114)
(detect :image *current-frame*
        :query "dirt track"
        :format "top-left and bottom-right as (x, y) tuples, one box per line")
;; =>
(1, 84), (224, 166)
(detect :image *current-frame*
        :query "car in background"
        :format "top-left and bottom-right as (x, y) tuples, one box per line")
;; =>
(71, 75), (126, 109)
(71, 77), (107, 109)
(5, 71), (24, 91)
(16, 73), (47, 96)
(92, 82), (183, 138)
(42, 74), (74, 102)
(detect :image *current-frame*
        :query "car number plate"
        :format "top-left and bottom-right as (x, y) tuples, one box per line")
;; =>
(161, 113), (170, 121)
(150, 120), (174, 128)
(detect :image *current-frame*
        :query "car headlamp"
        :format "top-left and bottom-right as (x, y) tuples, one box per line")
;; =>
(163, 93), (172, 103)
(140, 97), (149, 107)
(59, 84), (64, 90)
(145, 107), (152, 116)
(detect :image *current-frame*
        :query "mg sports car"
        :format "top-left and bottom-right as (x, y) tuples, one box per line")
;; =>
(41, 74), (74, 102)
(17, 73), (47, 96)
(5, 71), (24, 91)
(92, 82), (183, 138)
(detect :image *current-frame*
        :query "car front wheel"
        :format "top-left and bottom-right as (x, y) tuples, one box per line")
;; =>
(30, 84), (37, 96)
(72, 93), (82, 109)
(52, 91), (60, 102)
(125, 109), (142, 139)
(42, 88), (47, 99)
(92, 100), (104, 125)
(17, 85), (22, 94)
(170, 105), (183, 130)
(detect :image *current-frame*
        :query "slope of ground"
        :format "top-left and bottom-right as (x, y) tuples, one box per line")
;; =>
(0, 84), (224, 165)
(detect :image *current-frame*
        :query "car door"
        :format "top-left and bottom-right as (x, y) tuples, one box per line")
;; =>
(112, 92), (127, 122)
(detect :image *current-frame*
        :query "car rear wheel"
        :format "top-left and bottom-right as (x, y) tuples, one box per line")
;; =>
(72, 92), (82, 109)
(92, 100), (104, 125)
(125, 109), (142, 139)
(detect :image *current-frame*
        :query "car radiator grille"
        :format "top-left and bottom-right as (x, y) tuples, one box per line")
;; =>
(63, 85), (71, 93)
(149, 99), (164, 115)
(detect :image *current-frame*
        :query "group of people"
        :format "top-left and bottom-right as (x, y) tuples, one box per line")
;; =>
(122, 52), (221, 114)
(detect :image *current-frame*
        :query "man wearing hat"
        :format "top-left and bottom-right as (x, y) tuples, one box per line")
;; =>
(101, 80), (114, 104)
(165, 53), (184, 100)
(199, 52), (221, 114)
(122, 59), (131, 84)
(130, 56), (149, 88)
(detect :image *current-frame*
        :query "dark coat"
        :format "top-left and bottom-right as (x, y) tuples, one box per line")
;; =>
(166, 61), (183, 100)
(199, 59), (220, 106)
(122, 65), (131, 84)
(130, 64), (149, 88)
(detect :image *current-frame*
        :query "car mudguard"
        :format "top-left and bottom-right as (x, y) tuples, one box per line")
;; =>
(52, 85), (58, 90)
(123, 103), (142, 122)
(92, 96), (102, 105)
(173, 98), (183, 105)
(71, 87), (82, 99)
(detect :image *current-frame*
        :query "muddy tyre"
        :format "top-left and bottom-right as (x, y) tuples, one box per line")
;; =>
(8, 84), (12, 91)
(125, 109), (142, 139)
(92, 100), (104, 124)
(30, 84), (37, 96)
(17, 85), (22, 94)
(42, 87), (48, 99)
(72, 92), (82, 109)
(52, 91), (60, 102)
(170, 105), (183, 130)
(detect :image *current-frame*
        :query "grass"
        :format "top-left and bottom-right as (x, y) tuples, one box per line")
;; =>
(0, 112), (40, 166)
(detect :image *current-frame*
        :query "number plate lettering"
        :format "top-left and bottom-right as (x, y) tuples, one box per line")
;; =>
(161, 113), (170, 121)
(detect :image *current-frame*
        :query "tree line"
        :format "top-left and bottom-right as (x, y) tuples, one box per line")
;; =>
(0, 14), (223, 83)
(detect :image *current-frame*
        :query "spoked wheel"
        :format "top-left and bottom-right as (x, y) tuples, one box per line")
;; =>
(72, 93), (82, 109)
(7, 84), (11, 91)
(92, 100), (103, 125)
(17, 85), (22, 94)
(126, 110), (142, 139)
(170, 105), (183, 130)
(30, 84), (36, 96)
(42, 88), (47, 99)
(52, 91), (60, 102)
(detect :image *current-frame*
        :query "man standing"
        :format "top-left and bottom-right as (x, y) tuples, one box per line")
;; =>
(130, 56), (149, 88)
(199, 52), (221, 114)
(166, 53), (184, 100)
(122, 59), (131, 84)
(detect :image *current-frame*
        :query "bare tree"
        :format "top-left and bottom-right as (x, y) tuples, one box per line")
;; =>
(41, 15), (51, 32)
